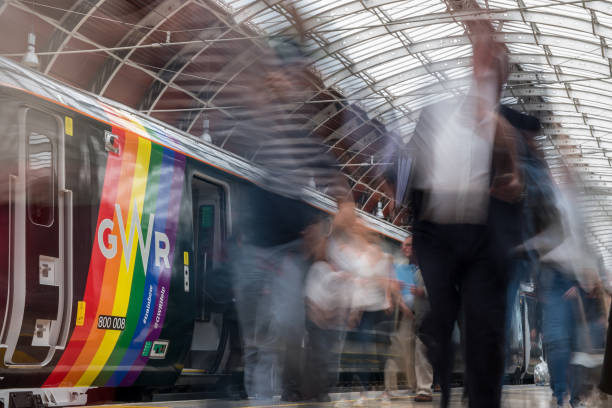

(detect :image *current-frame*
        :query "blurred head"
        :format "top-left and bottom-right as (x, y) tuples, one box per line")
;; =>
(470, 19), (509, 97)
(262, 35), (310, 104)
(401, 236), (413, 259)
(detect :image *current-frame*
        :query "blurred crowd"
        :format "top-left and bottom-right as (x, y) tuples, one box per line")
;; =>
(220, 6), (612, 408)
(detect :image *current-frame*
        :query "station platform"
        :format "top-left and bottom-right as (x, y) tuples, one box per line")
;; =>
(83, 386), (612, 408)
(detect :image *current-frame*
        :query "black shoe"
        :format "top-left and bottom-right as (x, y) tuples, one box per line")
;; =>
(281, 391), (302, 402)
(315, 394), (331, 402)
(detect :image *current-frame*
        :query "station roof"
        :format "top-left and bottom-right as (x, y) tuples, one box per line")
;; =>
(2, 0), (612, 267)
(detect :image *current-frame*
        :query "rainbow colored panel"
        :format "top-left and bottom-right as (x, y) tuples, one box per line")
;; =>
(43, 125), (185, 387)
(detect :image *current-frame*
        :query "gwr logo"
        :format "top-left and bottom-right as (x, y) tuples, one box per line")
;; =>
(97, 203), (170, 274)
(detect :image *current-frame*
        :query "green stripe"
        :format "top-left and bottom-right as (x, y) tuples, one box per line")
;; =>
(93, 143), (164, 386)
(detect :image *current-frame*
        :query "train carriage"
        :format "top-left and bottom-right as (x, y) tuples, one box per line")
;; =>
(0, 57), (410, 406)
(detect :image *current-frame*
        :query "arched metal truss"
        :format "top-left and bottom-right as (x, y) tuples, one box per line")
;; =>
(6, 0), (612, 266)
(204, 0), (612, 270)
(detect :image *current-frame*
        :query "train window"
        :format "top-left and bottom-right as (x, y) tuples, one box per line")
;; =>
(26, 110), (56, 227)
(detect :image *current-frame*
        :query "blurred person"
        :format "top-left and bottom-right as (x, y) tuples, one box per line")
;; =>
(224, 7), (352, 401)
(569, 286), (607, 407)
(302, 204), (393, 405)
(383, 237), (417, 399)
(383, 237), (433, 403)
(520, 169), (601, 407)
(405, 17), (517, 408)
(383, 309), (415, 401)
(600, 266), (612, 402)
(496, 106), (542, 369)
(349, 244), (394, 406)
(410, 266), (435, 402)
(302, 220), (352, 403)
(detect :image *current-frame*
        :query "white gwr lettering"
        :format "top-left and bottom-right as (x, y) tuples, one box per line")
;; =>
(155, 231), (170, 268)
(98, 218), (117, 259)
(97, 203), (170, 274)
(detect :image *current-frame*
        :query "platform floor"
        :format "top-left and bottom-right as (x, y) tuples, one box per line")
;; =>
(86, 386), (612, 407)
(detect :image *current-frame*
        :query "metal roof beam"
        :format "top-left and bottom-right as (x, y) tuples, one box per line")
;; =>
(183, 46), (261, 132)
(139, 25), (235, 114)
(322, 33), (606, 91)
(91, 0), (193, 96)
(8, 1), (244, 122)
(308, 9), (609, 63)
(41, 0), (105, 74)
(511, 102), (612, 118)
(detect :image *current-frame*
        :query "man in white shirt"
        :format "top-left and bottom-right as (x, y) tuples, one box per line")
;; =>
(408, 21), (518, 408)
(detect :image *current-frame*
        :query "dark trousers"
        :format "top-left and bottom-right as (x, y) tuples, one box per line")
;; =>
(538, 267), (575, 405)
(413, 222), (506, 408)
(599, 305), (612, 394)
(303, 320), (345, 399)
(231, 241), (307, 398)
(354, 310), (391, 389)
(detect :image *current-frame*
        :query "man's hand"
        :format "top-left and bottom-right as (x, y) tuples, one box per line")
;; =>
(490, 173), (523, 202)
(410, 285), (426, 298)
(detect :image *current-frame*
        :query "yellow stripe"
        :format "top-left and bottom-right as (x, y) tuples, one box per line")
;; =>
(76, 137), (152, 386)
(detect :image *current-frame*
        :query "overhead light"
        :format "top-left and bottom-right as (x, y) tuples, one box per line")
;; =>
(22, 33), (39, 70)
(201, 114), (212, 143)
(376, 201), (384, 218)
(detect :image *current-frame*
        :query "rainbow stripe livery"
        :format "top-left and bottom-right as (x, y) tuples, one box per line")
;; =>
(44, 126), (185, 388)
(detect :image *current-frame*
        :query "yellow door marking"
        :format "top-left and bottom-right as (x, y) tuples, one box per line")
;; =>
(76, 301), (86, 326)
(65, 116), (73, 136)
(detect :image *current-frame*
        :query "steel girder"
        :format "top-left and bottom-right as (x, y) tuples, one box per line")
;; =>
(41, 0), (106, 74)
(9, 0), (229, 117)
(138, 25), (235, 114)
(91, 0), (192, 96)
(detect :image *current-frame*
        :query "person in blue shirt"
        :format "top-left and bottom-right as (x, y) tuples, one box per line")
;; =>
(383, 237), (434, 403)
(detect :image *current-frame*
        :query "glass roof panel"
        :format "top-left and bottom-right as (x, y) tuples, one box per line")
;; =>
(367, 56), (422, 80)
(517, 63), (556, 73)
(220, 0), (612, 263)
(537, 22), (596, 39)
(425, 44), (472, 61)
(487, 0), (518, 8)
(596, 12), (612, 29)
(317, 56), (345, 78)
(502, 21), (534, 32)
(408, 23), (464, 43)
(336, 75), (369, 94)
(506, 43), (546, 55)
(344, 36), (404, 62)
(386, 74), (438, 95)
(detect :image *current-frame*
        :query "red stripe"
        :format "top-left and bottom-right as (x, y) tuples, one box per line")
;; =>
(43, 128), (126, 386)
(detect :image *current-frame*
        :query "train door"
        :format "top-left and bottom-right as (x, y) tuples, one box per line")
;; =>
(0, 107), (72, 367)
(184, 176), (231, 375)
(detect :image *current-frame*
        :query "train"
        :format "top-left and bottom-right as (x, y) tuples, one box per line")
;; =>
(0, 57), (539, 407)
